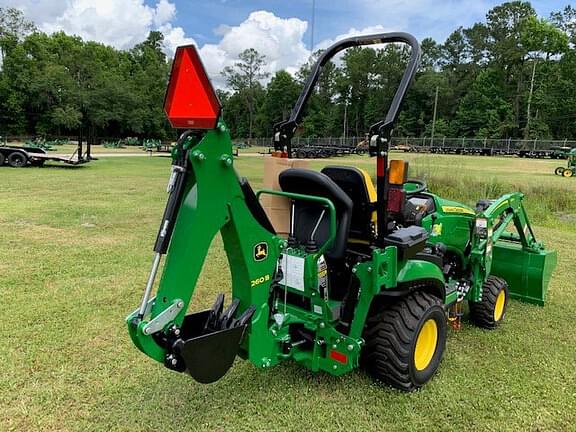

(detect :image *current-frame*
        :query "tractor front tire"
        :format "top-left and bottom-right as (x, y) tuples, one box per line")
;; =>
(555, 167), (565, 176)
(562, 169), (573, 178)
(469, 276), (508, 329)
(362, 291), (447, 392)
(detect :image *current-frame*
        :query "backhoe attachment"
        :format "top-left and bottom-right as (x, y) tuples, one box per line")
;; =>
(126, 45), (277, 383)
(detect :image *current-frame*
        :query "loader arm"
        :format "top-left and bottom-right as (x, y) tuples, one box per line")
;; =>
(469, 192), (556, 305)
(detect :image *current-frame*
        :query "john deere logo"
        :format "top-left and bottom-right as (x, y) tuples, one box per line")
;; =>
(254, 242), (268, 261)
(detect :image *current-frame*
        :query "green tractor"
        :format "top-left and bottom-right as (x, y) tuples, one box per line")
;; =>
(554, 148), (576, 177)
(126, 33), (557, 391)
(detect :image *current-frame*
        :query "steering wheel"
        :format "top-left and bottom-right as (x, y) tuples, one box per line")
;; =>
(402, 179), (427, 196)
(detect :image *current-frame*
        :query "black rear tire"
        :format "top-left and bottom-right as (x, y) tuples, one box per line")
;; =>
(362, 291), (447, 391)
(469, 276), (508, 329)
(8, 151), (27, 167)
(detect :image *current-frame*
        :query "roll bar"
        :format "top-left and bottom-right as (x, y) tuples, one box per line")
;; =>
(273, 32), (421, 157)
(272, 32), (421, 246)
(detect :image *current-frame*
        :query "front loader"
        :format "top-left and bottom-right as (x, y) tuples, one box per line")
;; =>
(126, 33), (557, 391)
(554, 148), (576, 177)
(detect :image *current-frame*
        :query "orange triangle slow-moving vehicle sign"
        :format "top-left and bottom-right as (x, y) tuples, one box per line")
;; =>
(164, 45), (221, 129)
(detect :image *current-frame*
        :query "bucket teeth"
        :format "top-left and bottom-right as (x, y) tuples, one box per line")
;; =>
(206, 293), (225, 331)
(203, 294), (253, 332)
(219, 298), (241, 329)
(232, 305), (256, 328)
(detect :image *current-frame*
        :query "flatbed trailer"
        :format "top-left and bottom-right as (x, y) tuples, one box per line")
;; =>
(0, 142), (91, 167)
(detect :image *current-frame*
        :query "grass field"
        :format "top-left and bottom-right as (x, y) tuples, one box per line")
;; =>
(1, 154), (575, 432)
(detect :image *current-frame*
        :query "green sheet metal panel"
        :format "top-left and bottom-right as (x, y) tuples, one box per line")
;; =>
(490, 241), (557, 306)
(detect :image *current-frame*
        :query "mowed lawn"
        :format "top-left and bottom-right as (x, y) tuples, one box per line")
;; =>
(1, 153), (575, 432)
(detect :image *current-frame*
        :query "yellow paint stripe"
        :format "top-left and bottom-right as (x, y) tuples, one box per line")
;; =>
(358, 168), (378, 225)
(492, 200), (509, 212)
(442, 205), (475, 215)
(358, 168), (377, 203)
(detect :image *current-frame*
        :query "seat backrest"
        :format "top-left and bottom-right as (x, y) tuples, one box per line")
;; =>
(279, 168), (353, 260)
(321, 166), (376, 243)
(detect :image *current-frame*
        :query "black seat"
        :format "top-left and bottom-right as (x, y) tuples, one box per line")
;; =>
(321, 166), (376, 243)
(279, 168), (353, 260)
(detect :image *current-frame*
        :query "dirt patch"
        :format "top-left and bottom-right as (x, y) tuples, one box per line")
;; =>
(557, 212), (576, 223)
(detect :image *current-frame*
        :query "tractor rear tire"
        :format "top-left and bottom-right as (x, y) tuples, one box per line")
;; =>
(469, 276), (508, 329)
(555, 167), (565, 176)
(562, 169), (573, 178)
(8, 151), (27, 167)
(362, 291), (447, 392)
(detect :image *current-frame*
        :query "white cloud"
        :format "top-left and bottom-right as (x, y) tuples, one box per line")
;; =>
(160, 24), (197, 54)
(2, 0), (183, 50)
(315, 25), (389, 51)
(153, 0), (176, 27)
(198, 11), (310, 88)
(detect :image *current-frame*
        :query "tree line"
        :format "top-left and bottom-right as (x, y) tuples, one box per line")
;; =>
(1, 2), (575, 143)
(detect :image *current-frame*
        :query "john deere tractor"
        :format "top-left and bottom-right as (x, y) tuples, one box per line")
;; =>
(126, 33), (556, 391)
(554, 148), (576, 177)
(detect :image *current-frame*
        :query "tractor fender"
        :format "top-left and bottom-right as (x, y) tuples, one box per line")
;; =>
(393, 260), (446, 301)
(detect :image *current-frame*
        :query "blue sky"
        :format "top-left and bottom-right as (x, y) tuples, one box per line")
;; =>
(165, 0), (568, 47)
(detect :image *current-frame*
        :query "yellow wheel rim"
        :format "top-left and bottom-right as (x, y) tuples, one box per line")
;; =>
(494, 289), (506, 322)
(563, 169), (573, 177)
(414, 319), (438, 371)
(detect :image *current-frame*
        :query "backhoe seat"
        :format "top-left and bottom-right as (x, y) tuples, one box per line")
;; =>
(321, 166), (376, 243)
(279, 169), (353, 260)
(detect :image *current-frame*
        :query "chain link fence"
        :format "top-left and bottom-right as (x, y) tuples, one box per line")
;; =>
(235, 136), (576, 158)
(393, 137), (576, 157)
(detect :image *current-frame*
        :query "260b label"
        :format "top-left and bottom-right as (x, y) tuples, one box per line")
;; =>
(251, 274), (270, 287)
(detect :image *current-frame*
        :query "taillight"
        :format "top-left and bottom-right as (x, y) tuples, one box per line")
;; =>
(387, 187), (405, 213)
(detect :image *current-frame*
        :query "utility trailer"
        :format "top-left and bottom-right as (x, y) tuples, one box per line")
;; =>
(293, 144), (363, 159)
(294, 145), (348, 159)
(516, 149), (556, 158)
(0, 140), (92, 168)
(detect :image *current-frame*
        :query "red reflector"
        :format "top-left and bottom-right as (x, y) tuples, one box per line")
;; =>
(387, 187), (405, 213)
(329, 350), (348, 364)
(164, 45), (221, 129)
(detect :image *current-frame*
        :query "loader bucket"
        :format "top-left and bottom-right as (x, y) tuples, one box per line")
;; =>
(175, 310), (246, 383)
(490, 241), (557, 306)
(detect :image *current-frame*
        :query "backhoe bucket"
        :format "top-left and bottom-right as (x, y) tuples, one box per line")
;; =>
(175, 310), (246, 383)
(490, 241), (557, 306)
